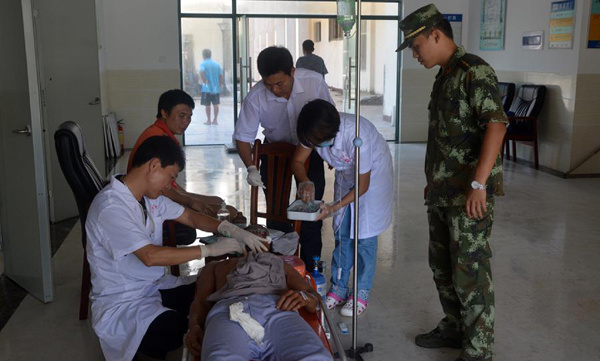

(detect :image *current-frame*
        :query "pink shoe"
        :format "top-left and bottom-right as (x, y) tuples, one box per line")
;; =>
(324, 292), (344, 310)
(340, 296), (367, 317)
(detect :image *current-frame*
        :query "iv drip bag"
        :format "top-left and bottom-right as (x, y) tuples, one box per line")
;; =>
(337, 0), (356, 37)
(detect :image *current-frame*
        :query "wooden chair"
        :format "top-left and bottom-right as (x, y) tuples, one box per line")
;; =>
(250, 140), (309, 254)
(503, 84), (547, 169)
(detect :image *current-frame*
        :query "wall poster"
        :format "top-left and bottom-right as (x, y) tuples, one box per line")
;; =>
(549, 0), (576, 49)
(588, 0), (600, 48)
(444, 14), (463, 46)
(480, 0), (506, 50)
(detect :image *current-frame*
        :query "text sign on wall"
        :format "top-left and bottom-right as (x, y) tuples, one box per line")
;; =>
(480, 0), (506, 50)
(444, 14), (463, 46)
(549, 0), (575, 49)
(588, 0), (600, 48)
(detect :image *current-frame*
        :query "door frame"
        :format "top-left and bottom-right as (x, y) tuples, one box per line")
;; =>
(179, 0), (402, 143)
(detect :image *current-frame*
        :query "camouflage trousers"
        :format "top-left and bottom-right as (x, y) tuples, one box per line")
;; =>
(427, 202), (495, 360)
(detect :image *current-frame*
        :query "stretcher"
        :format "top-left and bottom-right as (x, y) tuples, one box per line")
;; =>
(188, 255), (347, 361)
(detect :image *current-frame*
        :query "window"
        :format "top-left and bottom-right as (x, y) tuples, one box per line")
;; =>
(328, 19), (343, 41)
(314, 22), (322, 42)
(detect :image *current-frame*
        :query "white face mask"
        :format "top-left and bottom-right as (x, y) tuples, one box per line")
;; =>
(316, 139), (334, 148)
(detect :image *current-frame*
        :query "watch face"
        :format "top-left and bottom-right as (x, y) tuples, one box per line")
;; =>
(471, 181), (483, 190)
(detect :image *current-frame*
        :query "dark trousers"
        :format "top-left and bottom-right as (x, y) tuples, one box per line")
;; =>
(260, 149), (325, 270)
(136, 283), (196, 360)
(162, 221), (197, 246)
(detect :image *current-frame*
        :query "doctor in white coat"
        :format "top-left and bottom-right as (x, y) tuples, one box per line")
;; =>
(86, 136), (268, 361)
(291, 100), (394, 317)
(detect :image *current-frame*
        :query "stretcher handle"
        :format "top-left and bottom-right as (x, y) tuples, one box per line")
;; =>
(317, 298), (348, 361)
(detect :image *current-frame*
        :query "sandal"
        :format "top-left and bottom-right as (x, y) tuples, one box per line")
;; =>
(324, 292), (344, 310)
(340, 296), (367, 317)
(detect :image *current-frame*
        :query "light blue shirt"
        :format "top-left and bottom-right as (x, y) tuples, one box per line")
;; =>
(199, 58), (222, 94)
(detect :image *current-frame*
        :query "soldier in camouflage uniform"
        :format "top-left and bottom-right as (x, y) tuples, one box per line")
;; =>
(396, 4), (508, 361)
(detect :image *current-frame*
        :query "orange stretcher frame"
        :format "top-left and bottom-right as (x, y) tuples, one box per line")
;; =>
(191, 257), (347, 361)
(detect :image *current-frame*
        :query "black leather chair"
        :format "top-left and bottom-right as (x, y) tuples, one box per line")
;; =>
(497, 82), (516, 113)
(54, 121), (106, 320)
(503, 84), (547, 169)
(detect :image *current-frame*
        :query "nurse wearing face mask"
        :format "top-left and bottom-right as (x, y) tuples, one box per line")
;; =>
(291, 99), (394, 317)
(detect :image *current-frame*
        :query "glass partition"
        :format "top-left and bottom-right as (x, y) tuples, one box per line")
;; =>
(181, 0), (401, 144)
(181, 18), (236, 145)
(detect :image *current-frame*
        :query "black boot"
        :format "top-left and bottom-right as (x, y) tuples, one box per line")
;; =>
(415, 327), (461, 349)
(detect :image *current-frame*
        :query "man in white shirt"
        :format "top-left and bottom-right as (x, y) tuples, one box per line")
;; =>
(233, 46), (334, 270)
(86, 136), (269, 361)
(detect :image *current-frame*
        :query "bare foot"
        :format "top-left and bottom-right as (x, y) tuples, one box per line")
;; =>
(212, 120), (219, 125)
(204, 120), (212, 125)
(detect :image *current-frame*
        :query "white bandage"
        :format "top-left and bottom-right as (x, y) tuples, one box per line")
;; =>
(229, 302), (265, 345)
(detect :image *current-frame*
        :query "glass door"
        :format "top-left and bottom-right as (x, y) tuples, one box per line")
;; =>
(181, 17), (235, 145)
(236, 15), (251, 114)
(343, 18), (399, 140)
(180, 1), (401, 143)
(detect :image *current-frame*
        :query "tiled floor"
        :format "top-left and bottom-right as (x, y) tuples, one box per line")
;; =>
(1, 144), (599, 361)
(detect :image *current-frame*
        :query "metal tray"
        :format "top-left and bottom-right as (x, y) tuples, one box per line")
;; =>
(287, 199), (322, 221)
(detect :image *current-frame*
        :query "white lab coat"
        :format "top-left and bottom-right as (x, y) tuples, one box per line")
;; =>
(233, 67), (334, 145)
(314, 113), (394, 239)
(85, 176), (195, 361)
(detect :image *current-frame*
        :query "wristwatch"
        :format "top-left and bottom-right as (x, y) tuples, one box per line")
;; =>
(470, 180), (486, 190)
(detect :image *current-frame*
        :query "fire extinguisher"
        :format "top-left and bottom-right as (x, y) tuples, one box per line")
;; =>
(117, 120), (125, 156)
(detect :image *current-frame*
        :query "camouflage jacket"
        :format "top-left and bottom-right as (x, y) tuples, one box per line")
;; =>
(425, 46), (508, 207)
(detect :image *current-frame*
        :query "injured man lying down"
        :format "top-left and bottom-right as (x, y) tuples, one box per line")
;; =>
(185, 251), (333, 361)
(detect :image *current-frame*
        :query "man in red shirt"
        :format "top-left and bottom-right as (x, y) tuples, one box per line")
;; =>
(128, 89), (235, 245)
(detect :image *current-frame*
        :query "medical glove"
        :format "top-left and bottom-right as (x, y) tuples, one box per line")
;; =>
(218, 220), (270, 253)
(246, 166), (265, 189)
(199, 237), (244, 258)
(316, 202), (342, 221)
(297, 181), (315, 204)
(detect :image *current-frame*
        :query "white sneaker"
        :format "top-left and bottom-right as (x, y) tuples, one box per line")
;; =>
(340, 297), (367, 317)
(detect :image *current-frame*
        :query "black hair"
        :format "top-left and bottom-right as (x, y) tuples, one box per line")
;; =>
(297, 99), (340, 148)
(424, 18), (454, 40)
(156, 89), (195, 118)
(302, 39), (315, 53)
(256, 46), (294, 78)
(202, 49), (211, 59)
(130, 136), (186, 171)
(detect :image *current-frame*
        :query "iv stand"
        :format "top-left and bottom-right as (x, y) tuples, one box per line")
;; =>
(344, 0), (373, 359)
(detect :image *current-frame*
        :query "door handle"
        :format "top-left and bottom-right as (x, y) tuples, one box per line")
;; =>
(12, 125), (32, 136)
(248, 56), (253, 88)
(88, 97), (100, 105)
(347, 57), (352, 110)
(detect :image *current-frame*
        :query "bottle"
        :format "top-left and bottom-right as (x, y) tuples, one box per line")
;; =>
(217, 202), (230, 222)
(318, 260), (326, 274)
(337, 0), (356, 37)
(231, 212), (247, 228)
(312, 256), (326, 299)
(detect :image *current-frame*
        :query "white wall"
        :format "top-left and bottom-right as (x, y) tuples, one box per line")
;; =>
(467, 0), (581, 74)
(466, 0), (600, 173)
(96, 0), (182, 148)
(101, 0), (179, 70)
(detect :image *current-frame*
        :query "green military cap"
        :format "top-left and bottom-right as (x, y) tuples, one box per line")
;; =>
(396, 4), (444, 52)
